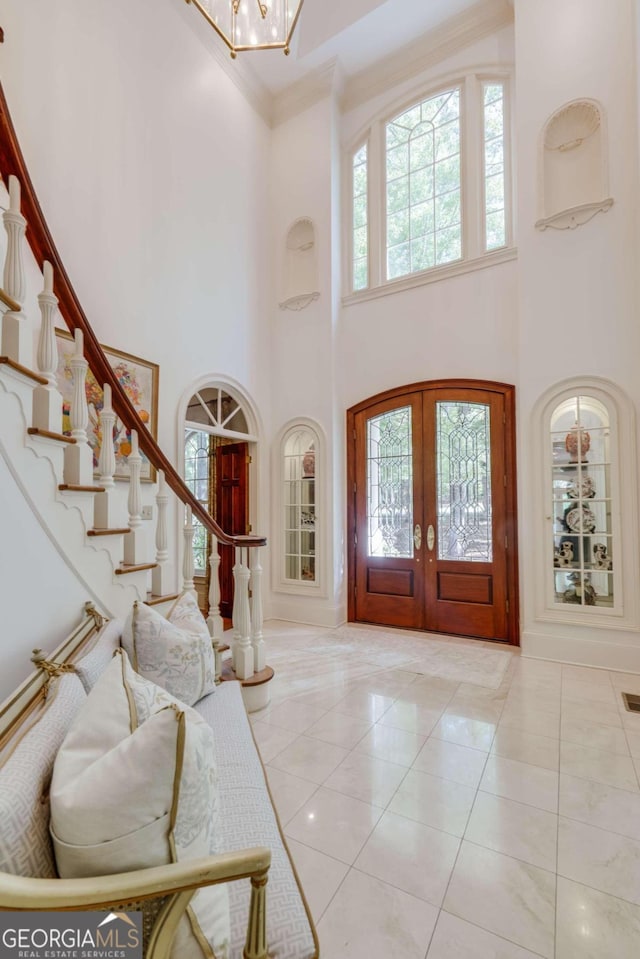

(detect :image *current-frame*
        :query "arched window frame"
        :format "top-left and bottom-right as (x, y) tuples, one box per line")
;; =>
(343, 66), (515, 303)
(533, 377), (639, 626)
(273, 418), (326, 596)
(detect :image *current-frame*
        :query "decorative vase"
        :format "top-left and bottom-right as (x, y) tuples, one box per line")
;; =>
(565, 423), (590, 463)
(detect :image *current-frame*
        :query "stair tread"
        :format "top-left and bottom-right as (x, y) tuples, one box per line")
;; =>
(220, 663), (275, 688)
(28, 427), (77, 445)
(58, 484), (106, 493)
(115, 562), (157, 575)
(87, 527), (131, 537)
(145, 592), (180, 606)
(0, 356), (47, 385)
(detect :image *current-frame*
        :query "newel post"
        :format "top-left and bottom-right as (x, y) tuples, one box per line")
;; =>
(1, 175), (30, 366)
(232, 546), (254, 680)
(250, 546), (265, 672)
(62, 329), (93, 486)
(32, 261), (63, 432)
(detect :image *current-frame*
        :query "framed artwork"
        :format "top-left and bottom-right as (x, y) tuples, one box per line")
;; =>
(55, 329), (159, 482)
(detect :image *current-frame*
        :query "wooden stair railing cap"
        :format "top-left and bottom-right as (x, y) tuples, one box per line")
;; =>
(0, 82), (266, 551)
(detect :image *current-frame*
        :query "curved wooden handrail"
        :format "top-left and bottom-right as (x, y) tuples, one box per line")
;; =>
(0, 83), (265, 548)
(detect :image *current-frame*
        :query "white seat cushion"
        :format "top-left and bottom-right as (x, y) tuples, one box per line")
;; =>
(50, 651), (229, 959)
(195, 684), (318, 959)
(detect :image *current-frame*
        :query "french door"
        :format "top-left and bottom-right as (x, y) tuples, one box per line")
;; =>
(347, 381), (519, 643)
(216, 442), (249, 619)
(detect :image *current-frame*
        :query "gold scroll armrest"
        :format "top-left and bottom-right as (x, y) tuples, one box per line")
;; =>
(0, 846), (271, 959)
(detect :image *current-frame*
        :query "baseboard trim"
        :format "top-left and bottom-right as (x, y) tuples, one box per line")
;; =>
(522, 628), (640, 674)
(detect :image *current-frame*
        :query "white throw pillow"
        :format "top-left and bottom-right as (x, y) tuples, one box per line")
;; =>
(122, 592), (215, 706)
(50, 650), (229, 959)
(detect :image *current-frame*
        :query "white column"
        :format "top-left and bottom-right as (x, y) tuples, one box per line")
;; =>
(63, 329), (93, 486)
(32, 261), (64, 432)
(151, 469), (170, 596)
(93, 384), (117, 528)
(123, 429), (145, 565)
(2, 176), (30, 366)
(207, 534), (224, 684)
(249, 546), (265, 673)
(182, 504), (195, 592)
(232, 546), (254, 680)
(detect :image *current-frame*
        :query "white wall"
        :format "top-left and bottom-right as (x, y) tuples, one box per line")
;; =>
(514, 0), (640, 668)
(0, 0), (273, 584)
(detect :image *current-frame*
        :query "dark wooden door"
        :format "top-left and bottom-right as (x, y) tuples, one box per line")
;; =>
(348, 381), (519, 643)
(216, 442), (249, 619)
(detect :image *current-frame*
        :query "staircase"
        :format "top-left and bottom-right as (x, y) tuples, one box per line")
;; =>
(0, 85), (272, 710)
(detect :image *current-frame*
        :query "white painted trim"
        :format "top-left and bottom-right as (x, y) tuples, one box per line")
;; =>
(342, 246), (517, 306)
(176, 374), (266, 581)
(340, 0), (514, 115)
(272, 58), (341, 127)
(522, 629), (640, 674)
(267, 601), (346, 629)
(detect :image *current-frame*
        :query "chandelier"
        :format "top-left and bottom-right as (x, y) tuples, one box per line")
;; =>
(185, 0), (304, 58)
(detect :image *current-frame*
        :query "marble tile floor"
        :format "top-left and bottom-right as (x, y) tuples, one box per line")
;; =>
(251, 620), (640, 958)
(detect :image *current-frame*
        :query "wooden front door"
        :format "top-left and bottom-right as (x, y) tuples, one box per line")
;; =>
(348, 380), (519, 643)
(216, 442), (249, 619)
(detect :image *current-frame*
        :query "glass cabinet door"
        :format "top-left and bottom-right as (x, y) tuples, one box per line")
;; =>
(284, 428), (316, 584)
(550, 395), (614, 608)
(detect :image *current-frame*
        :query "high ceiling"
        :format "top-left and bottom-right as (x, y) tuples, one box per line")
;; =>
(241, 0), (490, 94)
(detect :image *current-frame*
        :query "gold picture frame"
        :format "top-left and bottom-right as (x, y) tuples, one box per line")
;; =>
(55, 329), (159, 482)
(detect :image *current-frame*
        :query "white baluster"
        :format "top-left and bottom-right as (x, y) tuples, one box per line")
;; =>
(249, 546), (265, 673)
(123, 429), (145, 565)
(32, 261), (63, 432)
(93, 384), (117, 528)
(1, 175), (29, 365)
(182, 504), (195, 592)
(151, 470), (170, 596)
(62, 329), (93, 486)
(232, 546), (254, 680)
(207, 534), (224, 684)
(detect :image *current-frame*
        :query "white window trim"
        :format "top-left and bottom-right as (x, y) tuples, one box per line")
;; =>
(343, 66), (515, 304)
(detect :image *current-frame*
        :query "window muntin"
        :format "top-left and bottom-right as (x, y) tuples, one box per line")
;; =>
(352, 143), (368, 291)
(385, 88), (461, 280)
(347, 72), (512, 297)
(550, 395), (614, 609)
(483, 82), (506, 251)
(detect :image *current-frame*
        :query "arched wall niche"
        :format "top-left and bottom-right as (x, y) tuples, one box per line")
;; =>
(279, 217), (320, 311)
(536, 98), (613, 231)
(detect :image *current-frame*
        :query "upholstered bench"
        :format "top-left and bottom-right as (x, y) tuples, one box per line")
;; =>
(0, 609), (319, 959)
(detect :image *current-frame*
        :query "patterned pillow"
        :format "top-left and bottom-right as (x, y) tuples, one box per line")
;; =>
(122, 592), (215, 706)
(50, 650), (229, 959)
(0, 674), (87, 879)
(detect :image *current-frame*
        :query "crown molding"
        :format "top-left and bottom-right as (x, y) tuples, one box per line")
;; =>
(340, 0), (514, 114)
(272, 58), (342, 127)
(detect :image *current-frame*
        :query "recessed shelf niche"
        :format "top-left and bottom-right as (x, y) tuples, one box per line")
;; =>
(279, 217), (320, 311)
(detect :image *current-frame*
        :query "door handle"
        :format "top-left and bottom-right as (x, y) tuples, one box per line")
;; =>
(413, 524), (422, 550)
(427, 524), (435, 551)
